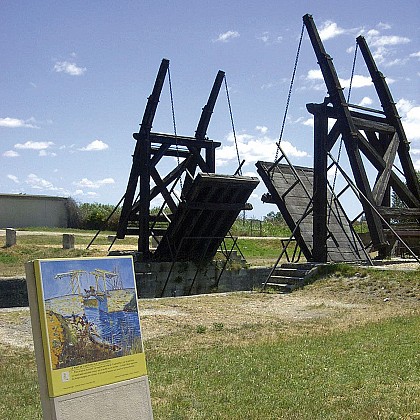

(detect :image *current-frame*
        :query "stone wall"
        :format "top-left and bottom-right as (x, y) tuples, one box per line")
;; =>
(1, 264), (271, 308)
(135, 261), (270, 298)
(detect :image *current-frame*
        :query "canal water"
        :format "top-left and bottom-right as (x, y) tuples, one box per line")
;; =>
(84, 307), (142, 352)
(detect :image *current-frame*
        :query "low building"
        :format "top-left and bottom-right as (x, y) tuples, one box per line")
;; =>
(0, 193), (69, 228)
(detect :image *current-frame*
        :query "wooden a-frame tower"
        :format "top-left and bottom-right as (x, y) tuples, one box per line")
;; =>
(116, 59), (224, 258)
(116, 59), (259, 263)
(304, 14), (420, 261)
(258, 14), (419, 267)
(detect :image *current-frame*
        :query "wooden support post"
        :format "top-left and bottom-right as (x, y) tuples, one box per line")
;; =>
(138, 136), (151, 258)
(312, 103), (328, 262)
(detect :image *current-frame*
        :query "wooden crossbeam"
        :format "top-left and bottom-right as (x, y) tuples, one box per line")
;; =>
(355, 131), (420, 208)
(138, 132), (221, 150)
(376, 207), (420, 218)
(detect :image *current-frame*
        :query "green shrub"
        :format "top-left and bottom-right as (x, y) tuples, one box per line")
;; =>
(77, 202), (121, 231)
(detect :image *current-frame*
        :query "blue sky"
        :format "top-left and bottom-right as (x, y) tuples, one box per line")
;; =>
(1, 1), (419, 220)
(39, 256), (135, 299)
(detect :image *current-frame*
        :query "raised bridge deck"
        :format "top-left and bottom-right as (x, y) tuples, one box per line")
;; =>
(256, 161), (368, 263)
(153, 172), (259, 262)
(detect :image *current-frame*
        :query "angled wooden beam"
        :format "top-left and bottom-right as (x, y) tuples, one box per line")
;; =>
(357, 36), (420, 203)
(182, 70), (225, 195)
(372, 133), (399, 204)
(117, 59), (169, 246)
(150, 168), (178, 213)
(195, 70), (225, 140)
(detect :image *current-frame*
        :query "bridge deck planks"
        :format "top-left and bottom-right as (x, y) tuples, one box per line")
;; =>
(153, 173), (259, 262)
(256, 161), (368, 262)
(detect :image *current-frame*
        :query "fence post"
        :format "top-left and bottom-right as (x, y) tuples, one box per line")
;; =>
(63, 234), (75, 249)
(6, 228), (17, 247)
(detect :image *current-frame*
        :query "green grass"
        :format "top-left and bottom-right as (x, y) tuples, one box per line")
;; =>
(1, 233), (294, 277)
(0, 231), (140, 276)
(0, 245), (102, 276)
(1, 228), (418, 418)
(231, 219), (291, 237)
(3, 315), (419, 419)
(0, 346), (41, 420)
(18, 226), (114, 234)
(308, 263), (419, 298)
(147, 315), (420, 419)
(228, 237), (300, 265)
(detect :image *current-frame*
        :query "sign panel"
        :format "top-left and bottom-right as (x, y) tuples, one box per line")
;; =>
(32, 256), (147, 397)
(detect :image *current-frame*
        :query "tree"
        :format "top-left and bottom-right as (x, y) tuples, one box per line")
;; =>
(263, 211), (284, 223)
(391, 170), (420, 224)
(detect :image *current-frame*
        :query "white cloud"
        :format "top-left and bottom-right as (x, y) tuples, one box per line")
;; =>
(216, 131), (307, 168)
(73, 189), (98, 197)
(73, 177), (115, 189)
(255, 126), (268, 134)
(78, 140), (109, 151)
(302, 69), (325, 91)
(302, 118), (314, 127)
(214, 30), (240, 43)
(306, 69), (323, 80)
(385, 58), (408, 67)
(397, 98), (413, 115)
(319, 21), (345, 41)
(410, 51), (420, 59)
(261, 81), (283, 90)
(358, 97), (373, 107)
(396, 99), (420, 142)
(363, 28), (411, 66)
(53, 61), (86, 76)
(305, 69), (378, 90)
(368, 35), (410, 48)
(257, 32), (282, 45)
(258, 32), (269, 44)
(3, 150), (20, 157)
(0, 117), (38, 128)
(7, 174), (19, 183)
(300, 117), (335, 132)
(38, 150), (57, 157)
(26, 173), (56, 190)
(14, 141), (54, 150)
(305, 69), (374, 90)
(340, 75), (372, 89)
(377, 22), (391, 30)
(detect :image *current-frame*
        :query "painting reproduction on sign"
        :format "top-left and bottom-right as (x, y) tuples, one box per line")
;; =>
(32, 256), (147, 397)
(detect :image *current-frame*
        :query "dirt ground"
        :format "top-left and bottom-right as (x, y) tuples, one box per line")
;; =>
(1, 262), (418, 351)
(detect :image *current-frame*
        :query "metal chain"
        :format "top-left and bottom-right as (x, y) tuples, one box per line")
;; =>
(347, 42), (358, 103)
(224, 75), (242, 175)
(274, 22), (305, 162)
(167, 66), (183, 191)
(168, 66), (177, 137)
